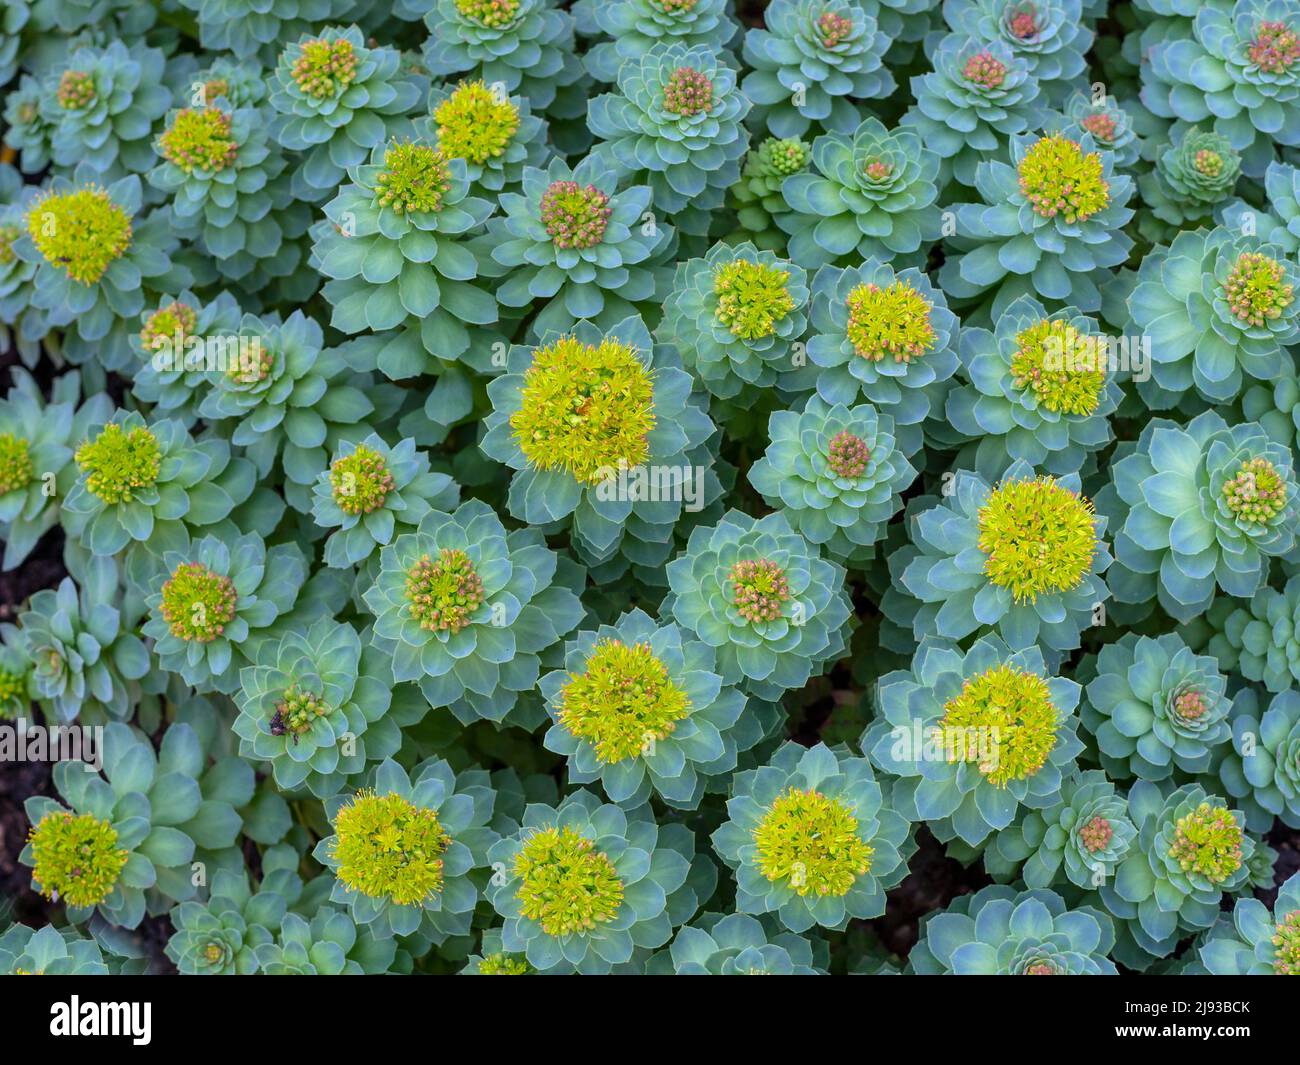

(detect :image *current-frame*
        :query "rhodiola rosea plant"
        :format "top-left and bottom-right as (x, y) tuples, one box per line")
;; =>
(0, 0), (1298, 986)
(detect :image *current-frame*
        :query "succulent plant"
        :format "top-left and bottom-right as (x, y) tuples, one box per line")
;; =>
(314, 757), (497, 941)
(1128, 227), (1299, 407)
(982, 770), (1138, 890)
(584, 0), (739, 84)
(865, 635), (1085, 846)
(425, 79), (551, 195)
(0, 923), (110, 975)
(1102, 781), (1256, 955)
(805, 259), (960, 456)
(481, 315), (719, 576)
(663, 509), (854, 700)
(422, 0), (584, 112)
(943, 294), (1121, 480)
(540, 608), (759, 809)
(588, 42), (751, 235)
(943, 0), (1093, 105)
(1200, 574), (1300, 693)
(909, 885), (1118, 974)
(22, 719), (251, 927)
(888, 462), (1111, 654)
(13, 167), (190, 373)
(903, 34), (1051, 187)
(362, 498), (585, 723)
(1102, 411), (1297, 623)
(777, 117), (941, 271)
(141, 531), (307, 695)
(149, 98), (310, 288)
(479, 154), (673, 337)
(1198, 870), (1300, 974)
(1144, 0), (1300, 174)
(16, 555), (149, 724)
(741, 0), (895, 137)
(658, 240), (809, 401)
(711, 742), (914, 932)
(1083, 633), (1232, 782)
(310, 138), (496, 360)
(727, 136), (811, 249)
(1214, 688), (1300, 833)
(941, 131), (1136, 318)
(39, 40), (171, 175)
(486, 788), (713, 972)
(269, 27), (426, 201)
(748, 394), (918, 563)
(648, 912), (825, 974)
(61, 410), (254, 559)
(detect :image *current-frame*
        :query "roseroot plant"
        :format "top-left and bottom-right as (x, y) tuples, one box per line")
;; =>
(1198, 870), (1300, 974)
(481, 315), (719, 576)
(663, 509), (854, 700)
(421, 0), (584, 113)
(805, 259), (960, 456)
(777, 117), (941, 271)
(727, 136), (811, 249)
(361, 498), (585, 723)
(174, 0), (352, 58)
(129, 290), (243, 425)
(425, 80), (550, 195)
(657, 240), (809, 401)
(61, 410), (254, 560)
(313, 758), (497, 940)
(647, 912), (825, 974)
(310, 434), (459, 571)
(21, 720), (249, 928)
(583, 0), (739, 85)
(311, 137), (497, 360)
(15, 554), (149, 724)
(485, 788), (713, 973)
(1060, 91), (1141, 168)
(140, 531), (307, 695)
(539, 608), (756, 809)
(903, 34), (1051, 187)
(0, 367), (111, 570)
(748, 394), (918, 563)
(940, 131), (1136, 318)
(1201, 574), (1300, 693)
(269, 27), (426, 202)
(864, 635), (1085, 846)
(980, 770), (1138, 890)
(13, 167), (189, 373)
(165, 852), (302, 975)
(711, 742), (914, 933)
(149, 98), (310, 287)
(1139, 127), (1242, 229)
(480, 154), (673, 337)
(0, 923), (110, 976)
(4, 0), (1299, 985)
(588, 42), (751, 235)
(232, 619), (400, 798)
(39, 40), (171, 175)
(943, 0), (1094, 105)
(741, 0), (895, 137)
(1083, 633), (1232, 783)
(1102, 781), (1256, 957)
(1128, 227), (1299, 407)
(1213, 688), (1300, 833)
(1102, 411), (1297, 623)
(888, 462), (1111, 654)
(943, 294), (1121, 480)
(1144, 0), (1300, 174)
(908, 885), (1118, 974)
